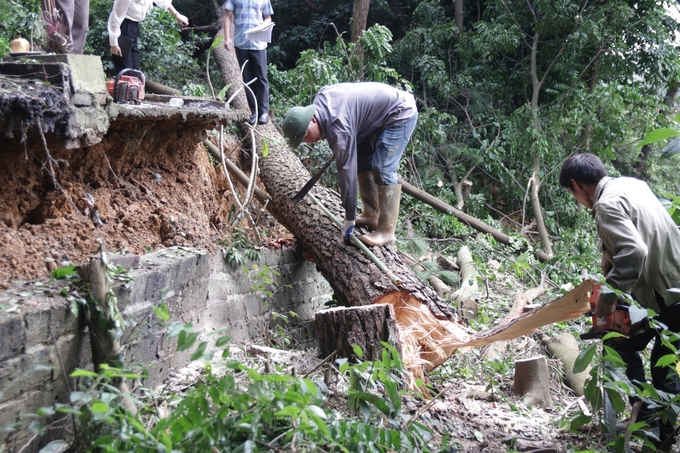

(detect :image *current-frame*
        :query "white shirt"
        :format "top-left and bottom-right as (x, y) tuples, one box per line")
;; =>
(108, 0), (173, 46)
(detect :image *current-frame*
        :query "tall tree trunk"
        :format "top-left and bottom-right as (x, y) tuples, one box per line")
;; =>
(529, 31), (553, 258)
(211, 4), (249, 111)
(350, 0), (370, 43)
(454, 0), (463, 32)
(351, 0), (370, 79)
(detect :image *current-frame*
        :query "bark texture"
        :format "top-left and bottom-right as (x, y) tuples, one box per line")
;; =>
(315, 304), (401, 362)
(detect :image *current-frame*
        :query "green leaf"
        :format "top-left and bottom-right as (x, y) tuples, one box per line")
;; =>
(262, 137), (269, 158)
(177, 329), (198, 352)
(655, 354), (678, 368)
(153, 303), (170, 322)
(584, 377), (602, 411)
(661, 138), (680, 158)
(215, 335), (232, 347)
(639, 128), (679, 147)
(350, 392), (391, 415)
(51, 265), (76, 279)
(70, 369), (98, 378)
(573, 344), (598, 374)
(351, 344), (364, 359)
(189, 341), (208, 361)
(275, 405), (301, 418)
(91, 401), (110, 413)
(604, 386), (626, 413)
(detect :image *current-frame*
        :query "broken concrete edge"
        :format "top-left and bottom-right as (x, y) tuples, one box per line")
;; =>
(0, 245), (332, 451)
(0, 53), (249, 151)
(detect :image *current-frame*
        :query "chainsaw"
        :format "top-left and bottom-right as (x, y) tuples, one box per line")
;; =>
(580, 283), (645, 340)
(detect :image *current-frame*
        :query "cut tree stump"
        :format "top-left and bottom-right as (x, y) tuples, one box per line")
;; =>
(315, 304), (402, 362)
(513, 356), (553, 408)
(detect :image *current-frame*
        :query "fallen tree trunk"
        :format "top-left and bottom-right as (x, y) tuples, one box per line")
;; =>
(399, 178), (551, 262)
(243, 120), (467, 376)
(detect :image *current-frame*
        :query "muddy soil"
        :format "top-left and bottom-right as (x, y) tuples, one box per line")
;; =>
(0, 129), (285, 289)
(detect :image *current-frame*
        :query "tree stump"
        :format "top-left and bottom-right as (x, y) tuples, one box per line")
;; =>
(513, 356), (553, 408)
(315, 304), (402, 362)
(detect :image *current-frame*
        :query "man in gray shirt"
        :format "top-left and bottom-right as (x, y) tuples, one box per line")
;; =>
(282, 82), (418, 247)
(560, 153), (680, 450)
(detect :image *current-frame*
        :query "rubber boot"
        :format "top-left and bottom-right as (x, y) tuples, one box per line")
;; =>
(360, 184), (401, 247)
(356, 172), (379, 230)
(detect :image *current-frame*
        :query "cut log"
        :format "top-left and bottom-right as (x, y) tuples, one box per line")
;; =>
(452, 245), (479, 303)
(483, 286), (546, 360)
(513, 356), (553, 408)
(540, 331), (590, 397)
(315, 304), (402, 362)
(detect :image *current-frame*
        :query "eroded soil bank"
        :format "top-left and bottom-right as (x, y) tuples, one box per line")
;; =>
(0, 96), (283, 288)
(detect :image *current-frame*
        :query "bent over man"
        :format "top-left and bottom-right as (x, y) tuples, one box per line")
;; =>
(560, 153), (680, 450)
(282, 82), (418, 247)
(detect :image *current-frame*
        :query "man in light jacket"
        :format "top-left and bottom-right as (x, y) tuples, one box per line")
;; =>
(560, 153), (680, 450)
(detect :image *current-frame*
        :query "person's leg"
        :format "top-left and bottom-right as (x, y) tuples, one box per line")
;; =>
(235, 48), (256, 114)
(54, 0), (75, 48)
(649, 306), (680, 448)
(71, 0), (89, 53)
(112, 19), (139, 74)
(360, 113), (417, 247)
(129, 20), (140, 71)
(356, 142), (379, 229)
(249, 49), (269, 115)
(370, 113), (418, 186)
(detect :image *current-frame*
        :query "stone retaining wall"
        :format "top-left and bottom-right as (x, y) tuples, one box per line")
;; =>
(0, 246), (331, 452)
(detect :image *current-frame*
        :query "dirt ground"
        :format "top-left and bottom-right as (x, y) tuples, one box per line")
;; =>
(0, 129), (285, 289)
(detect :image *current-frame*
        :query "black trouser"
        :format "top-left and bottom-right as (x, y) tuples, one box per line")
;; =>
(235, 48), (269, 115)
(112, 19), (140, 75)
(609, 302), (680, 446)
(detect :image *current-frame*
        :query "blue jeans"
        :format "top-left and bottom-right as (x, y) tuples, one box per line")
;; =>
(356, 113), (418, 186)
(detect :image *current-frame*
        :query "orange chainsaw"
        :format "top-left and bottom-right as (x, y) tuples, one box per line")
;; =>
(580, 283), (643, 340)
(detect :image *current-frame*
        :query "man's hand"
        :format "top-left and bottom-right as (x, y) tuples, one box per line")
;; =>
(224, 40), (233, 51)
(342, 219), (355, 243)
(174, 13), (189, 26)
(595, 295), (617, 318)
(110, 45), (122, 57)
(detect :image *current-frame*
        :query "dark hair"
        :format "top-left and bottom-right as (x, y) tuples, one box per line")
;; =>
(559, 153), (608, 189)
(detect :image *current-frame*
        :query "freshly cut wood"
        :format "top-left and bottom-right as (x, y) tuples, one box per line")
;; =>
(441, 279), (594, 350)
(315, 304), (402, 362)
(484, 286), (546, 360)
(541, 331), (590, 397)
(513, 356), (553, 408)
(452, 246), (478, 303)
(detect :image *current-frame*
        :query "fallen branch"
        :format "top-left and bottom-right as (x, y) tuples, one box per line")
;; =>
(399, 178), (551, 262)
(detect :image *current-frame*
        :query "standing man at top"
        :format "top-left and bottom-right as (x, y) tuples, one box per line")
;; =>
(559, 153), (680, 451)
(108, 0), (188, 75)
(281, 82), (418, 247)
(52, 0), (90, 53)
(223, 0), (273, 125)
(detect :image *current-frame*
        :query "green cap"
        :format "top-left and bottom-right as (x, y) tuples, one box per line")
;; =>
(281, 105), (316, 149)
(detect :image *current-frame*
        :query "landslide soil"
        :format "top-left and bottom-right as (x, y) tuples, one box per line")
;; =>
(0, 129), (284, 289)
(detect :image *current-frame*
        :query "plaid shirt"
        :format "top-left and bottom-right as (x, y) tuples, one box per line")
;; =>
(224, 0), (273, 51)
